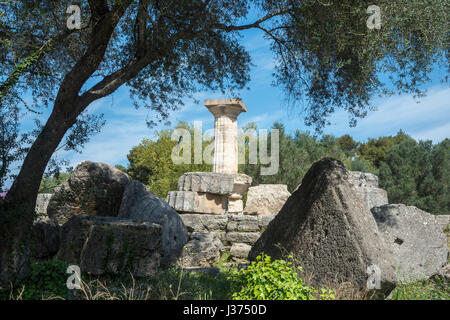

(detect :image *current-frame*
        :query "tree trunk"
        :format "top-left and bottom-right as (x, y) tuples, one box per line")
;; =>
(0, 107), (78, 284)
(0, 2), (133, 285)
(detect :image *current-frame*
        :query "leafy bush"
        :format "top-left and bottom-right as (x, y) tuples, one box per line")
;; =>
(229, 254), (334, 300)
(7, 259), (69, 300)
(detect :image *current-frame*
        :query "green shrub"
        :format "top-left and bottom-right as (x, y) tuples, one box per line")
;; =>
(12, 259), (69, 300)
(229, 254), (334, 300)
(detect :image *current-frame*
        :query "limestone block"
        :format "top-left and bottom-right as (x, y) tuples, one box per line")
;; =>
(244, 184), (291, 216)
(349, 171), (380, 188)
(349, 171), (388, 209)
(228, 193), (243, 213)
(177, 172), (235, 194)
(47, 161), (130, 225)
(35, 193), (52, 216)
(258, 215), (276, 229)
(435, 215), (450, 233)
(180, 214), (228, 232)
(232, 174), (252, 194)
(226, 232), (260, 245)
(57, 215), (162, 277)
(118, 180), (188, 267)
(249, 158), (397, 297)
(181, 232), (224, 267)
(177, 172), (252, 196)
(230, 243), (252, 259)
(355, 187), (388, 209)
(227, 215), (260, 232)
(167, 191), (227, 214)
(372, 204), (448, 283)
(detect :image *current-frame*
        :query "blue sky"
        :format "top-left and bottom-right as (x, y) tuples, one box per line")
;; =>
(19, 25), (450, 172)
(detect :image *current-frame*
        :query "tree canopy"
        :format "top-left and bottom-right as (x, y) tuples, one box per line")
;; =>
(379, 137), (449, 215)
(121, 121), (448, 216)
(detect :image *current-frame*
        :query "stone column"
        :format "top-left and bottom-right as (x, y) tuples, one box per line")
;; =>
(205, 99), (247, 174)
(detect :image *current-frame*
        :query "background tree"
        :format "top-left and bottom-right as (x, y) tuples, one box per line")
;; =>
(122, 121), (448, 214)
(0, 0), (448, 284)
(38, 172), (72, 194)
(357, 131), (409, 168)
(337, 134), (359, 158)
(240, 122), (348, 191)
(379, 138), (449, 215)
(126, 121), (212, 198)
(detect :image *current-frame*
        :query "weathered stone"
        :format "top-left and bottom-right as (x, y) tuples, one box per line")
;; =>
(226, 232), (260, 245)
(227, 194), (243, 213)
(195, 192), (227, 214)
(205, 99), (247, 174)
(211, 231), (227, 243)
(357, 188), (388, 210)
(371, 204), (448, 283)
(227, 215), (260, 232)
(177, 172), (251, 194)
(349, 171), (388, 209)
(47, 161), (130, 225)
(81, 221), (161, 277)
(180, 214), (228, 232)
(35, 193), (52, 215)
(244, 184), (291, 216)
(437, 264), (450, 281)
(349, 171), (380, 188)
(228, 199), (243, 213)
(167, 191), (227, 214)
(57, 214), (96, 264)
(249, 158), (397, 297)
(181, 232), (224, 267)
(230, 243), (252, 259)
(57, 215), (162, 277)
(175, 172), (251, 215)
(258, 215), (276, 229)
(435, 215), (450, 233)
(31, 219), (60, 260)
(231, 174), (252, 194)
(118, 180), (188, 267)
(177, 172), (235, 194)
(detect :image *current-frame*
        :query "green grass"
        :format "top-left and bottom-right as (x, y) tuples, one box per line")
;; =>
(391, 277), (450, 300)
(138, 267), (234, 300)
(1, 257), (448, 300)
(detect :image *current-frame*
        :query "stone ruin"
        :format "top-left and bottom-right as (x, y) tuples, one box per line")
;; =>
(30, 98), (449, 291)
(165, 99), (267, 266)
(167, 99), (252, 215)
(163, 98), (395, 267)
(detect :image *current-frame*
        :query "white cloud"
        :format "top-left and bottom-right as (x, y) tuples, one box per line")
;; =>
(412, 122), (450, 142)
(301, 86), (450, 142)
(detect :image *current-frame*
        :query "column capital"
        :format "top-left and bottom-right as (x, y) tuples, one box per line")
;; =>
(205, 98), (247, 118)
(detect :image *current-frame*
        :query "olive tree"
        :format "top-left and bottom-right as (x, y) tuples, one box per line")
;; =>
(0, 0), (447, 283)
